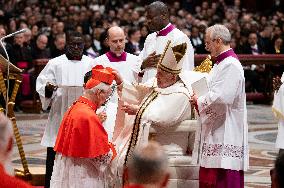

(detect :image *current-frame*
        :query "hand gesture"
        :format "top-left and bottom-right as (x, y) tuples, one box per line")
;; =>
(45, 82), (58, 98)
(97, 111), (107, 123)
(111, 70), (123, 85)
(141, 52), (161, 70)
(121, 103), (139, 115)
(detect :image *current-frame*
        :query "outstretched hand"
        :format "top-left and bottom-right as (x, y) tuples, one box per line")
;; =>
(112, 70), (123, 85)
(141, 51), (161, 70)
(121, 103), (139, 115)
(97, 111), (107, 123)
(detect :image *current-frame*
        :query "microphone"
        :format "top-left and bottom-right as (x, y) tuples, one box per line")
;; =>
(0, 28), (27, 40)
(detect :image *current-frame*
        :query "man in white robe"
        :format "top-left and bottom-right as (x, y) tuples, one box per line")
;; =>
(91, 26), (140, 140)
(191, 24), (249, 188)
(111, 41), (192, 187)
(36, 31), (93, 188)
(272, 73), (284, 155)
(139, 1), (194, 83)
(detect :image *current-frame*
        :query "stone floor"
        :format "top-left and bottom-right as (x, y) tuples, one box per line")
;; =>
(11, 104), (279, 188)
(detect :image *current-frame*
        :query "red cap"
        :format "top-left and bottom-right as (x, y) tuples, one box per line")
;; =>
(85, 65), (115, 89)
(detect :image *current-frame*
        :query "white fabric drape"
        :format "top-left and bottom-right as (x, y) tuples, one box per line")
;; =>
(50, 152), (112, 188)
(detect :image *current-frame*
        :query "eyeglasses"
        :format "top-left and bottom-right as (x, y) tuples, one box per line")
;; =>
(205, 38), (218, 45)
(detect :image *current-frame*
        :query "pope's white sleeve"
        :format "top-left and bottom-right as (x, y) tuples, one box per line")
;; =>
(149, 93), (191, 128)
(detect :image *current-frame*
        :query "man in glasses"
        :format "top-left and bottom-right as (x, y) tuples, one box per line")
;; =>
(191, 24), (248, 188)
(36, 31), (93, 188)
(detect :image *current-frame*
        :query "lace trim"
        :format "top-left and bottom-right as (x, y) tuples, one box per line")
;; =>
(202, 143), (244, 159)
(91, 152), (112, 166)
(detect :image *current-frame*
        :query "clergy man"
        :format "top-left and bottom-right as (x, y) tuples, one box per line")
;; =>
(111, 41), (192, 187)
(50, 65), (118, 188)
(139, 1), (194, 83)
(36, 31), (93, 188)
(191, 24), (249, 188)
(91, 26), (140, 140)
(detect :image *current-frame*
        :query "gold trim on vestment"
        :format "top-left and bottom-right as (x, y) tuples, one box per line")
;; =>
(124, 90), (159, 167)
(158, 62), (181, 74)
(272, 107), (284, 121)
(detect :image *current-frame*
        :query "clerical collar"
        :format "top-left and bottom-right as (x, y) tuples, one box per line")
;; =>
(156, 23), (175, 36)
(215, 48), (238, 64)
(106, 51), (127, 62)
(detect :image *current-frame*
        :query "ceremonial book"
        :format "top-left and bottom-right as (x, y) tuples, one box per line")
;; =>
(191, 77), (208, 97)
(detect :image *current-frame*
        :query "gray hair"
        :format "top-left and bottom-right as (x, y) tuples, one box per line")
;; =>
(206, 24), (231, 45)
(0, 113), (13, 152)
(128, 141), (168, 184)
(83, 82), (110, 95)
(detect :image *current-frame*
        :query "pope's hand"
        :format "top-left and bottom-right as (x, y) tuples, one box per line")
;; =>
(97, 112), (107, 123)
(121, 103), (139, 115)
(112, 70), (123, 85)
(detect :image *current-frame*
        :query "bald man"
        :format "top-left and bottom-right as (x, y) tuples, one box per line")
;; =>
(139, 1), (194, 83)
(32, 34), (51, 59)
(124, 141), (169, 188)
(91, 26), (140, 141)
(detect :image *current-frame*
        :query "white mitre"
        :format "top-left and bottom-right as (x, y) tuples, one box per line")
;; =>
(157, 40), (187, 74)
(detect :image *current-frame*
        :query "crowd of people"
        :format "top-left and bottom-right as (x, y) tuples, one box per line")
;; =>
(0, 0), (283, 99)
(0, 1), (284, 188)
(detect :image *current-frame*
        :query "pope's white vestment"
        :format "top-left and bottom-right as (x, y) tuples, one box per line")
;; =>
(91, 52), (140, 140)
(196, 49), (249, 171)
(139, 23), (194, 83)
(36, 54), (93, 147)
(111, 78), (192, 187)
(272, 73), (284, 149)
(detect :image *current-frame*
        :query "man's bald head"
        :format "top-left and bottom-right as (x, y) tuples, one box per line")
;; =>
(106, 26), (126, 56)
(127, 141), (169, 186)
(107, 26), (125, 39)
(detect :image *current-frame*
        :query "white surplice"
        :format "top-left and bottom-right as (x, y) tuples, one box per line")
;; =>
(272, 73), (284, 149)
(111, 79), (192, 187)
(139, 24), (194, 83)
(91, 52), (140, 140)
(50, 152), (113, 188)
(196, 55), (249, 171)
(36, 54), (93, 147)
